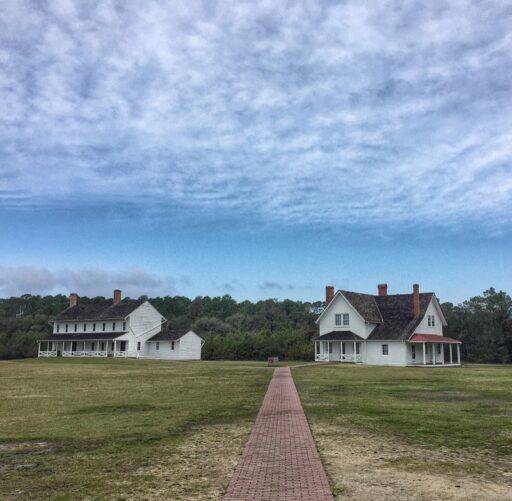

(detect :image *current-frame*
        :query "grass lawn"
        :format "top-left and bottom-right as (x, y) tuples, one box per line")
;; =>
(294, 364), (512, 500)
(0, 358), (273, 500)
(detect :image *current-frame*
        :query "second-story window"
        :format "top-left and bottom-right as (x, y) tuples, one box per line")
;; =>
(428, 315), (436, 327)
(74, 323), (77, 332)
(171, 341), (175, 350)
(93, 323), (96, 332)
(123, 321), (126, 331)
(83, 323), (86, 332)
(335, 314), (342, 326)
(156, 342), (160, 350)
(57, 324), (60, 333)
(102, 323), (106, 332)
(65, 323), (69, 333)
(112, 322), (116, 331)
(343, 313), (350, 326)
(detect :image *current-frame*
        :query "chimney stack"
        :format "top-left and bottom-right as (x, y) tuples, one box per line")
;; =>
(113, 289), (122, 305)
(377, 283), (388, 296)
(413, 283), (420, 318)
(69, 293), (78, 308)
(325, 285), (334, 305)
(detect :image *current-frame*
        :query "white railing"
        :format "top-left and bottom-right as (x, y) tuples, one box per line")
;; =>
(315, 354), (329, 361)
(39, 350), (57, 357)
(62, 351), (108, 357)
(113, 351), (129, 357)
(340, 354), (363, 363)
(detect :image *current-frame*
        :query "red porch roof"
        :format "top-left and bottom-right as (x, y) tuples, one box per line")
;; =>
(409, 334), (461, 344)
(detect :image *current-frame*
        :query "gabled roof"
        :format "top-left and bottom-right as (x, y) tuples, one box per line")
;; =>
(368, 293), (434, 340)
(315, 290), (383, 324)
(54, 300), (143, 322)
(147, 328), (190, 342)
(316, 331), (364, 341)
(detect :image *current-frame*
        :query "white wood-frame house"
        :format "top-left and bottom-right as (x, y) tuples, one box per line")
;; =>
(315, 284), (461, 367)
(38, 290), (203, 360)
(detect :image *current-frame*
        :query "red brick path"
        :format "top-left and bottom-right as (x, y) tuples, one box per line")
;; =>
(224, 367), (333, 501)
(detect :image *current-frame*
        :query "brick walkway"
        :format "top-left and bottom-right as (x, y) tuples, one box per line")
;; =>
(224, 367), (333, 501)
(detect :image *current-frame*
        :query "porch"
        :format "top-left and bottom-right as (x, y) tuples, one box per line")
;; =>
(38, 339), (129, 358)
(315, 339), (363, 363)
(407, 334), (461, 367)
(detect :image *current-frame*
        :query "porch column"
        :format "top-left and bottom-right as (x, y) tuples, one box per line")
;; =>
(433, 344), (436, 365)
(37, 342), (40, 357)
(449, 344), (453, 364)
(422, 343), (426, 365)
(441, 344), (445, 365)
(457, 344), (461, 365)
(353, 341), (356, 361)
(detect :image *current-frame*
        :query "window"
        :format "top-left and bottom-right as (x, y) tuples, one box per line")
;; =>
(65, 323), (69, 332)
(91, 342), (95, 351)
(432, 315), (436, 327)
(123, 321), (126, 331)
(72, 342), (77, 351)
(437, 344), (441, 354)
(120, 341), (126, 352)
(335, 313), (342, 326)
(328, 342), (333, 354)
(411, 345), (416, 360)
(83, 323), (86, 332)
(171, 341), (175, 350)
(57, 324), (60, 333)
(382, 344), (389, 355)
(101, 342), (105, 351)
(156, 342), (160, 351)
(93, 323), (96, 332)
(103, 323), (106, 332)
(111, 342), (115, 350)
(428, 315), (436, 327)
(48, 342), (53, 351)
(341, 342), (346, 355)
(112, 322), (116, 331)
(343, 313), (349, 326)
(356, 343), (360, 354)
(137, 342), (141, 351)
(74, 323), (77, 332)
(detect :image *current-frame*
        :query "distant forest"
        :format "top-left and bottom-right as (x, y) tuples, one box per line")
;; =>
(1, 288), (511, 362)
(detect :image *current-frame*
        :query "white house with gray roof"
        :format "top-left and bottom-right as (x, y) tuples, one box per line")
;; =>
(38, 290), (203, 360)
(315, 284), (461, 366)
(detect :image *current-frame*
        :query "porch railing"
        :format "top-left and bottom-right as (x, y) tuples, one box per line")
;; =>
(39, 350), (57, 357)
(341, 354), (363, 363)
(315, 354), (329, 361)
(62, 350), (108, 357)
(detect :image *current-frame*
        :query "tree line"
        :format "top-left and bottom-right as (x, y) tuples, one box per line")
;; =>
(0, 288), (511, 362)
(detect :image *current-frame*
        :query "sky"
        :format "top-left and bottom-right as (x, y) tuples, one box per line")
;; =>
(1, 0), (511, 302)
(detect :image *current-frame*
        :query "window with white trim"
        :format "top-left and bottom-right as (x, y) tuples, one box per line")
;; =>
(328, 342), (333, 354)
(83, 323), (86, 332)
(411, 345), (416, 360)
(382, 344), (389, 355)
(335, 313), (342, 326)
(93, 323), (96, 332)
(171, 341), (175, 350)
(437, 344), (441, 354)
(343, 313), (349, 326)
(74, 323), (77, 332)
(123, 321), (126, 331)
(112, 322), (116, 331)
(65, 323), (69, 333)
(57, 324), (60, 333)
(156, 342), (160, 351)
(428, 314), (436, 327)
(137, 341), (141, 351)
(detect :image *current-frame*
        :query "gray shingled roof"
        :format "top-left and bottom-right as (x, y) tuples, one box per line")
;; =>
(147, 329), (189, 342)
(54, 300), (143, 321)
(316, 331), (364, 341)
(339, 291), (383, 323)
(39, 332), (126, 341)
(368, 293), (434, 340)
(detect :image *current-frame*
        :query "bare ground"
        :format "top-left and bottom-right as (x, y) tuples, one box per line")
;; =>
(312, 424), (512, 500)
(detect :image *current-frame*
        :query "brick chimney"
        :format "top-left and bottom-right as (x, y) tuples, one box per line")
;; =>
(325, 285), (334, 305)
(113, 289), (122, 305)
(413, 283), (420, 318)
(377, 283), (388, 296)
(69, 293), (78, 308)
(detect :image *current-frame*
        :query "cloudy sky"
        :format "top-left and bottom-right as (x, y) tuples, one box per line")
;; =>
(1, 0), (511, 301)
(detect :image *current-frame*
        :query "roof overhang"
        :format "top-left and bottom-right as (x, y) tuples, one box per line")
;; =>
(409, 333), (461, 344)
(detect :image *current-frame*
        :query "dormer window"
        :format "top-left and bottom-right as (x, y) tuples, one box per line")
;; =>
(428, 315), (436, 327)
(335, 314), (342, 326)
(343, 313), (349, 326)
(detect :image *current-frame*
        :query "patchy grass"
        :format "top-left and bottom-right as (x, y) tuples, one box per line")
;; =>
(0, 358), (273, 500)
(293, 364), (512, 500)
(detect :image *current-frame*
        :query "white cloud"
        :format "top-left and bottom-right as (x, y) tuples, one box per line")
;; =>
(0, 265), (184, 298)
(0, 0), (511, 233)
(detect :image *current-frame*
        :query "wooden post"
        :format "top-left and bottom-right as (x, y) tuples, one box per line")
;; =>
(353, 341), (356, 361)
(37, 342), (40, 357)
(449, 344), (453, 364)
(433, 344), (436, 365)
(457, 344), (461, 365)
(422, 343), (426, 365)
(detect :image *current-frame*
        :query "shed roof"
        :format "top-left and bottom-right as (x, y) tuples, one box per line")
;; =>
(315, 330), (364, 341)
(38, 332), (126, 341)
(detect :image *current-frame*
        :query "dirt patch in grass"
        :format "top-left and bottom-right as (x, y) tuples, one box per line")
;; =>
(312, 424), (512, 501)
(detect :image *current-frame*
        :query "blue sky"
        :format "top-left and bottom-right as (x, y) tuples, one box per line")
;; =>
(1, 0), (511, 302)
